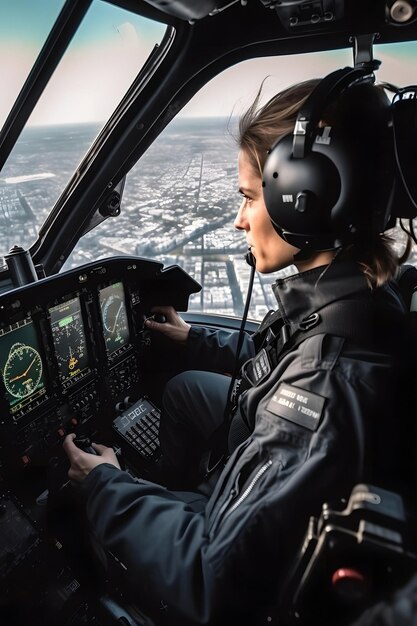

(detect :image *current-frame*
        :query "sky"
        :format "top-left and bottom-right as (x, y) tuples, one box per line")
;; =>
(0, 0), (165, 127)
(1, 0), (417, 127)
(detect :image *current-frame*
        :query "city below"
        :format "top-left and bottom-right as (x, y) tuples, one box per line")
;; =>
(0, 119), (415, 321)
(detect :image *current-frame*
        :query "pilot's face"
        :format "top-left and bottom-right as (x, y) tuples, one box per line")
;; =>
(234, 149), (299, 273)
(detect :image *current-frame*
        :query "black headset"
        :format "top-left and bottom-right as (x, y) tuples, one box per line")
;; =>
(262, 65), (417, 253)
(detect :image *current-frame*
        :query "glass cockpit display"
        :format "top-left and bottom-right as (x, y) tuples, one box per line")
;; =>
(49, 296), (90, 387)
(0, 318), (47, 418)
(99, 282), (130, 356)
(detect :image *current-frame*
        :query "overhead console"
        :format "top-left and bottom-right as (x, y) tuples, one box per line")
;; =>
(0, 256), (200, 475)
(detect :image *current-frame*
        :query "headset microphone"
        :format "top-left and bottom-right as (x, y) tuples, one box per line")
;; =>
(245, 247), (256, 267)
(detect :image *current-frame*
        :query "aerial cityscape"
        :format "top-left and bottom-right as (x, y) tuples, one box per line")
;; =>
(0, 118), (415, 321)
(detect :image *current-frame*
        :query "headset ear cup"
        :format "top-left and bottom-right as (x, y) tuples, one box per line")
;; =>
(263, 133), (341, 241)
(263, 115), (394, 248)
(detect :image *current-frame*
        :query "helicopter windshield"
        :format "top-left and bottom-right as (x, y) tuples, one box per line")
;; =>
(0, 0), (166, 262)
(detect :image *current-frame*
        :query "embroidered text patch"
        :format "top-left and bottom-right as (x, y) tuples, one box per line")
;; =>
(266, 382), (326, 431)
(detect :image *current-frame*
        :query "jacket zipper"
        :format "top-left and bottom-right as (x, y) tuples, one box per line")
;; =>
(206, 436), (253, 522)
(223, 460), (272, 521)
(209, 460), (272, 538)
(209, 473), (241, 538)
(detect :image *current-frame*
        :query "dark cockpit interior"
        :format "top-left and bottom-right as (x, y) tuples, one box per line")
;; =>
(2, 1), (417, 625)
(0, 255), (202, 625)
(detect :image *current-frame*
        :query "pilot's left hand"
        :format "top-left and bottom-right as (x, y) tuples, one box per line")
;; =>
(63, 433), (121, 482)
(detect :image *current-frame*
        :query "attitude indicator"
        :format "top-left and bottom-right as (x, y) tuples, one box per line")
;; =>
(49, 296), (89, 387)
(99, 282), (130, 355)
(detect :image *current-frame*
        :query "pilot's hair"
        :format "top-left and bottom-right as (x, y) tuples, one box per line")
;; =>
(238, 79), (409, 287)
(239, 79), (320, 176)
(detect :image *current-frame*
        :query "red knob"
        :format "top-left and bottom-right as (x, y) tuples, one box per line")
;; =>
(332, 568), (368, 601)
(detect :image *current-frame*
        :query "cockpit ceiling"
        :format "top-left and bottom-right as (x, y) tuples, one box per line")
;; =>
(135, 0), (228, 20)
(137, 0), (417, 32)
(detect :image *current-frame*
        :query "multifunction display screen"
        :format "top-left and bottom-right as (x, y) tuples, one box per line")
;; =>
(99, 282), (130, 356)
(0, 318), (47, 419)
(49, 296), (90, 388)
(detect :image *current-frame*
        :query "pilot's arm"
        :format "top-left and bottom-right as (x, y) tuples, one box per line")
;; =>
(146, 305), (255, 373)
(63, 434), (121, 481)
(62, 347), (380, 626)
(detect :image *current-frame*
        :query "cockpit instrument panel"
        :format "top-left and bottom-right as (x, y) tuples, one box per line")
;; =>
(0, 256), (200, 469)
(0, 318), (48, 420)
(49, 296), (90, 389)
(99, 282), (130, 358)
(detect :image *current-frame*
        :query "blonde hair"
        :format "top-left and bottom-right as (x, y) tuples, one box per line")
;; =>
(238, 79), (409, 287)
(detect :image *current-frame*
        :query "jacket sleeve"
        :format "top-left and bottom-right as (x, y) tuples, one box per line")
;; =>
(79, 336), (396, 625)
(80, 465), (220, 625)
(78, 356), (363, 626)
(186, 325), (255, 373)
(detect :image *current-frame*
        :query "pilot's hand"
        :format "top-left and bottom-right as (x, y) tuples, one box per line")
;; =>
(144, 305), (191, 345)
(63, 433), (121, 482)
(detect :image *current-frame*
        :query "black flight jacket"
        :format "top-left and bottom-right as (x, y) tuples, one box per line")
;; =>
(80, 260), (408, 626)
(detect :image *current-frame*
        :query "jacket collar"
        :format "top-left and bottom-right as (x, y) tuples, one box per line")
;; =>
(271, 259), (369, 325)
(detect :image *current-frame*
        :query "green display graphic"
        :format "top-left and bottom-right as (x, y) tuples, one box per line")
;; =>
(49, 296), (89, 385)
(0, 319), (47, 415)
(99, 282), (130, 355)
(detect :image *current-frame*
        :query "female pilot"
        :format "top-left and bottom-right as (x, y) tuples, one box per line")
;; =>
(63, 74), (410, 625)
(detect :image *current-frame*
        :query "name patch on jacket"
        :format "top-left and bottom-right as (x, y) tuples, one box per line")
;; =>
(266, 383), (325, 431)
